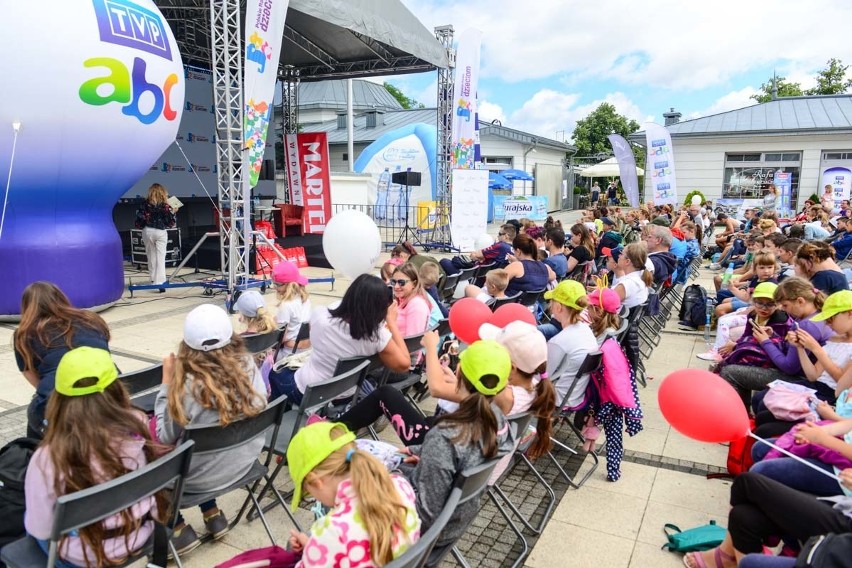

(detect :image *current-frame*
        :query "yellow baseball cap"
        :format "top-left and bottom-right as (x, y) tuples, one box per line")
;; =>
(55, 347), (118, 397)
(812, 290), (852, 321)
(543, 280), (586, 310)
(286, 422), (355, 511)
(752, 282), (778, 301)
(458, 340), (511, 396)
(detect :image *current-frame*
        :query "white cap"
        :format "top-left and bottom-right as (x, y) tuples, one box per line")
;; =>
(479, 321), (547, 374)
(184, 304), (233, 351)
(234, 290), (266, 318)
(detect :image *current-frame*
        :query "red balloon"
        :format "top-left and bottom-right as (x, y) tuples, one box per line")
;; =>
(449, 298), (493, 344)
(489, 302), (536, 328)
(658, 369), (750, 443)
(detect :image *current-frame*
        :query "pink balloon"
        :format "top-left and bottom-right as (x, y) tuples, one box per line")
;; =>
(489, 302), (536, 328)
(449, 298), (493, 344)
(658, 369), (750, 443)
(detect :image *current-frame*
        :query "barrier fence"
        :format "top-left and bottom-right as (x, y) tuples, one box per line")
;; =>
(332, 203), (454, 252)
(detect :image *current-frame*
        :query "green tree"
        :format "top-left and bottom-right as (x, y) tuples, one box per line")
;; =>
(806, 58), (852, 95)
(571, 102), (642, 163)
(383, 82), (424, 109)
(750, 75), (804, 103)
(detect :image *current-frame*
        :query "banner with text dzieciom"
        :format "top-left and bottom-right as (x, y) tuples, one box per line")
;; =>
(608, 134), (640, 207)
(451, 28), (482, 169)
(644, 122), (678, 205)
(283, 133), (333, 234)
(451, 169), (489, 251)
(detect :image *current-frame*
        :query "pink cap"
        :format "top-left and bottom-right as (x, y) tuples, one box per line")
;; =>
(587, 288), (621, 314)
(272, 261), (308, 286)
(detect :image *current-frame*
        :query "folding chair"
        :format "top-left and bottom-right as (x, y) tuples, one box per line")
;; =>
(517, 288), (546, 309)
(472, 261), (496, 281)
(384, 487), (462, 568)
(178, 396), (289, 552)
(439, 273), (460, 303)
(489, 292), (522, 311)
(120, 363), (164, 413)
(288, 322), (311, 355)
(242, 327), (285, 355)
(455, 265), (478, 285)
(548, 352), (603, 488)
(255, 361), (372, 517)
(1, 441), (195, 568)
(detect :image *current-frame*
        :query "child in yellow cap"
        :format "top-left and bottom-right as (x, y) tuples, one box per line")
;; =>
(25, 347), (165, 568)
(286, 422), (420, 567)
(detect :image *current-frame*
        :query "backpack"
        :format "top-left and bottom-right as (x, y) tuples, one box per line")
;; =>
(796, 533), (852, 567)
(662, 520), (726, 552)
(706, 418), (756, 479)
(215, 545), (300, 568)
(0, 438), (39, 550)
(679, 284), (707, 328)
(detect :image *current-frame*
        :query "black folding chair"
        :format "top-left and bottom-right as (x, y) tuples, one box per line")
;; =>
(120, 363), (164, 413)
(289, 322), (311, 355)
(439, 273), (460, 303)
(178, 396), (289, 552)
(242, 327), (285, 355)
(455, 265), (478, 285)
(1, 441), (195, 568)
(385, 487), (462, 568)
(548, 352), (603, 488)
(489, 292), (522, 311)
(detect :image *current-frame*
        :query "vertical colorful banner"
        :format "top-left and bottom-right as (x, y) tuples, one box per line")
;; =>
(243, 0), (288, 188)
(284, 133), (332, 234)
(451, 28), (482, 170)
(773, 171), (793, 215)
(607, 134), (640, 207)
(644, 123), (678, 205)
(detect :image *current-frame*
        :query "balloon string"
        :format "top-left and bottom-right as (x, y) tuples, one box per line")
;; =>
(0, 124), (20, 241)
(749, 431), (841, 482)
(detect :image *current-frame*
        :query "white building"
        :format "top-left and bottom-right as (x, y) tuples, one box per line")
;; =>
(634, 95), (852, 211)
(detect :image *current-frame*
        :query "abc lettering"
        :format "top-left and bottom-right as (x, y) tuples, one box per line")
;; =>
(79, 57), (178, 124)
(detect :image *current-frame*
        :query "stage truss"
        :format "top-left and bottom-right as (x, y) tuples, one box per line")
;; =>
(427, 25), (456, 252)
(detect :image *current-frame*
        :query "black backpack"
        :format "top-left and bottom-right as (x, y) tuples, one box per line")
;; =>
(0, 438), (39, 553)
(679, 284), (708, 328)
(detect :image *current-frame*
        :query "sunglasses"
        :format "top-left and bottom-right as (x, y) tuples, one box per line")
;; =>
(390, 279), (411, 287)
(753, 301), (776, 309)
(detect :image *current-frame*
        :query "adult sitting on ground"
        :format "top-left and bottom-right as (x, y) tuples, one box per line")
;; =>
(267, 274), (409, 404)
(439, 224), (516, 275)
(643, 223), (678, 285)
(467, 234), (554, 300)
(796, 241), (849, 295)
(14, 281), (111, 439)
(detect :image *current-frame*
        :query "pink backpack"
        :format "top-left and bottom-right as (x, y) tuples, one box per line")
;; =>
(592, 338), (637, 409)
(215, 546), (300, 568)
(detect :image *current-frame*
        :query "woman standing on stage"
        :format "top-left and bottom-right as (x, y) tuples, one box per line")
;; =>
(135, 183), (176, 293)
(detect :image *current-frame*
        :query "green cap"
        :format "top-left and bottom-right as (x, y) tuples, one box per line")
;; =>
(812, 290), (852, 321)
(286, 422), (355, 511)
(55, 347), (118, 397)
(543, 280), (586, 310)
(458, 340), (511, 396)
(752, 282), (778, 301)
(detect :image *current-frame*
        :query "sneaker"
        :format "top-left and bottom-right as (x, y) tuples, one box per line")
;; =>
(306, 413), (327, 426)
(708, 262), (721, 271)
(204, 510), (230, 540)
(696, 349), (722, 362)
(169, 524), (201, 557)
(677, 321), (698, 331)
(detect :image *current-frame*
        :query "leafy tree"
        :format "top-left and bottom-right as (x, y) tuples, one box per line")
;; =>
(571, 102), (642, 164)
(750, 75), (804, 103)
(806, 58), (852, 95)
(384, 82), (424, 109)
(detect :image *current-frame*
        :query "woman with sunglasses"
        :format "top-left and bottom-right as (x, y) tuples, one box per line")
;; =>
(390, 263), (432, 338)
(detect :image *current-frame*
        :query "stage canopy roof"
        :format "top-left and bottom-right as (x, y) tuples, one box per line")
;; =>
(156, 0), (449, 81)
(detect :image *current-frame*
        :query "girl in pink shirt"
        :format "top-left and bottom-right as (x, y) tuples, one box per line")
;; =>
(390, 263), (432, 337)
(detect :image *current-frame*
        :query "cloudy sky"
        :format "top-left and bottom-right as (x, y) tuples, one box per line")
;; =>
(379, 0), (852, 143)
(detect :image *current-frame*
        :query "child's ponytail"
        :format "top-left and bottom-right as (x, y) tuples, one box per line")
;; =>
(526, 370), (556, 460)
(348, 449), (412, 565)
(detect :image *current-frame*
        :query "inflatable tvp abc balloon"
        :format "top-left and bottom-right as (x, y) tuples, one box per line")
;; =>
(0, 0), (184, 315)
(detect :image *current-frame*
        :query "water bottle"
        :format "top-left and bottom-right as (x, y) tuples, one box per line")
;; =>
(721, 262), (735, 287)
(704, 297), (714, 342)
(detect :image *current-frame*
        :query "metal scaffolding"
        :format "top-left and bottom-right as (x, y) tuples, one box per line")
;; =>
(209, 0), (247, 298)
(430, 25), (455, 250)
(279, 65), (300, 204)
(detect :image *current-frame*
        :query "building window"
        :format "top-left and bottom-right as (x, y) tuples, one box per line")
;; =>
(723, 151), (801, 200)
(483, 156), (513, 167)
(342, 153), (348, 162)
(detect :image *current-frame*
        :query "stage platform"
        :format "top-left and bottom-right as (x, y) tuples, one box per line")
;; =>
(162, 233), (331, 272)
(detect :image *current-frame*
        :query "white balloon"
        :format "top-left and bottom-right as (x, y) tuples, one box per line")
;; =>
(691, 195), (703, 206)
(474, 234), (494, 251)
(322, 210), (382, 279)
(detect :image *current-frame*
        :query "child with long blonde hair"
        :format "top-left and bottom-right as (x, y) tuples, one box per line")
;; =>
(235, 290), (277, 334)
(286, 422), (421, 567)
(154, 304), (267, 555)
(273, 262), (311, 351)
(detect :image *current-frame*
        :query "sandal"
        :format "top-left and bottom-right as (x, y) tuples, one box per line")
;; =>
(683, 547), (735, 568)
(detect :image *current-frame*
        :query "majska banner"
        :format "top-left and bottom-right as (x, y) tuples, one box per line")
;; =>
(607, 134), (640, 207)
(451, 28), (482, 169)
(644, 123), (678, 206)
(284, 133), (333, 234)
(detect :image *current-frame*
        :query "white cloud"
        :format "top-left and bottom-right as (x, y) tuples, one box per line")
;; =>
(503, 90), (648, 140)
(687, 87), (758, 120)
(401, 0), (852, 91)
(477, 100), (506, 124)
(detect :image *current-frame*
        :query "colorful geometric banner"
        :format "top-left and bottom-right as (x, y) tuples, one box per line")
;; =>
(451, 28), (482, 169)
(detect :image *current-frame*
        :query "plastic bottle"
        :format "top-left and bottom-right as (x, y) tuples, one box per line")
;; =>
(704, 297), (714, 342)
(721, 262), (735, 287)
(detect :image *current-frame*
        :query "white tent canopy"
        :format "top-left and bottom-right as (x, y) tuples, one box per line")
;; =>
(578, 157), (644, 177)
